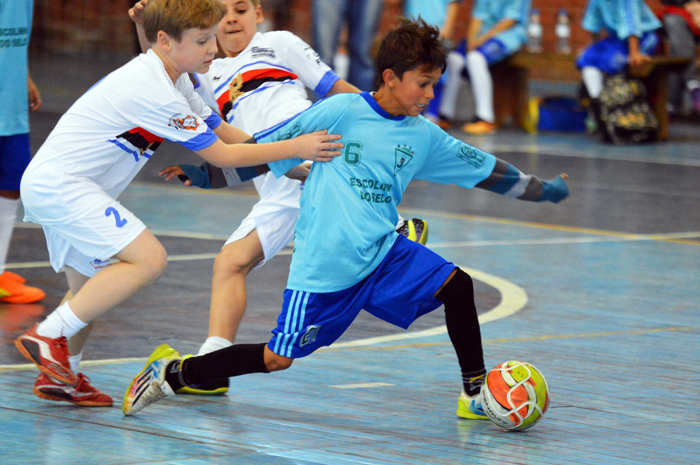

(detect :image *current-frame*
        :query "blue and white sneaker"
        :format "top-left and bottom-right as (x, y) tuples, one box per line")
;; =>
(456, 390), (488, 420)
(122, 344), (181, 416)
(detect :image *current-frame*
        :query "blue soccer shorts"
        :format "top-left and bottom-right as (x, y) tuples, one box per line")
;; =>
(576, 32), (659, 75)
(269, 235), (457, 358)
(0, 134), (31, 190)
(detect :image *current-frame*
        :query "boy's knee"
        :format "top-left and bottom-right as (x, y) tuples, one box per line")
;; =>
(145, 244), (168, 281)
(214, 242), (261, 276)
(264, 349), (294, 372)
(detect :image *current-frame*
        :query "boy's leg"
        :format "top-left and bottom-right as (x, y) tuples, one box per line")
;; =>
(204, 230), (264, 350)
(16, 228), (166, 385)
(434, 268), (488, 420)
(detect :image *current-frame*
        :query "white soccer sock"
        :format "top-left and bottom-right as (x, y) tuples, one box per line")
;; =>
(582, 66), (604, 99)
(466, 51), (495, 123)
(198, 336), (233, 356)
(68, 352), (83, 374)
(36, 301), (88, 339)
(439, 51), (466, 121)
(0, 196), (20, 274)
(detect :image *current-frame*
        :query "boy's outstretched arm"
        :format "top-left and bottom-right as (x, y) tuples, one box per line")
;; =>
(476, 159), (569, 203)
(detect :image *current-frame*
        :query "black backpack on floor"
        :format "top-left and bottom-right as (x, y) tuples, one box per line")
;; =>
(598, 73), (658, 145)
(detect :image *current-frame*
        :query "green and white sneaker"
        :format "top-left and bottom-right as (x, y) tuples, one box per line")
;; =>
(122, 344), (181, 416)
(456, 390), (488, 420)
(175, 354), (229, 396)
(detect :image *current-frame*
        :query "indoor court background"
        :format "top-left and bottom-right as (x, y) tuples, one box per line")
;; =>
(1, 47), (699, 464)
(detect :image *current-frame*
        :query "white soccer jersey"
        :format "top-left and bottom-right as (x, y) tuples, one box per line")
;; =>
(195, 31), (339, 209)
(22, 49), (220, 224)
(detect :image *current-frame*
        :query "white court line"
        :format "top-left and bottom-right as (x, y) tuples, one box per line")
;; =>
(329, 382), (394, 389)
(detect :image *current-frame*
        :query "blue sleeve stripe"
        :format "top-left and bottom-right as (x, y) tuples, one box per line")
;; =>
(193, 73), (201, 90)
(488, 164), (521, 195)
(314, 70), (340, 97)
(204, 112), (222, 130)
(177, 129), (218, 151)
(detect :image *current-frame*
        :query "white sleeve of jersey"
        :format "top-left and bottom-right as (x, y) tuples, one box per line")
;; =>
(176, 74), (214, 121)
(274, 31), (335, 94)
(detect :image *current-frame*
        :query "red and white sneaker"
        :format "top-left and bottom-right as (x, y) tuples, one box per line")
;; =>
(0, 271), (45, 304)
(14, 324), (78, 386)
(34, 372), (113, 407)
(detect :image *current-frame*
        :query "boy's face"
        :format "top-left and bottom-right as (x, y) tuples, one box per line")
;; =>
(170, 26), (220, 74)
(217, 0), (264, 57)
(388, 66), (442, 117)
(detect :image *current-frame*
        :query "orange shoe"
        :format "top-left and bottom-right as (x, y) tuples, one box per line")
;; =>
(34, 372), (113, 407)
(461, 120), (496, 135)
(0, 271), (46, 304)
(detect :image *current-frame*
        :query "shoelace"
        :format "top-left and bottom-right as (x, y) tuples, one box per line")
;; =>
(51, 336), (71, 361)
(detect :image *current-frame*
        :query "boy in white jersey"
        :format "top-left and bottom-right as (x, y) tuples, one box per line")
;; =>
(14, 0), (343, 407)
(123, 18), (569, 419)
(129, 0), (428, 397)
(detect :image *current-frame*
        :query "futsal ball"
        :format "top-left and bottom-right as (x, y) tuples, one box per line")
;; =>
(481, 360), (550, 431)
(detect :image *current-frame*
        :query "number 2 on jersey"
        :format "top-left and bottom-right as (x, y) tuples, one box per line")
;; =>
(105, 207), (128, 228)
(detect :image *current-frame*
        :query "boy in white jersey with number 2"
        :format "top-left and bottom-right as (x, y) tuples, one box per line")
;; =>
(14, 0), (342, 408)
(124, 18), (569, 420)
(130, 0), (429, 397)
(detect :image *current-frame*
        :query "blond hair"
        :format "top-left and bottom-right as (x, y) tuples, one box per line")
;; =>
(143, 0), (226, 43)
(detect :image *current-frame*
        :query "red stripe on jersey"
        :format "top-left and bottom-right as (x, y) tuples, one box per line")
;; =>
(129, 127), (164, 144)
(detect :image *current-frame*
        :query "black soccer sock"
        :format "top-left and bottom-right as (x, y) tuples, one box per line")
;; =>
(165, 343), (269, 390)
(435, 268), (486, 396)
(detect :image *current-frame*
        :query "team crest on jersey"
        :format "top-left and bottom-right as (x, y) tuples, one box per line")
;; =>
(394, 145), (414, 175)
(456, 145), (486, 168)
(168, 113), (200, 131)
(229, 73), (245, 103)
(108, 127), (164, 162)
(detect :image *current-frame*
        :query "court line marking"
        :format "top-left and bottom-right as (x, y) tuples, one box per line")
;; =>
(2, 326), (694, 372)
(329, 382), (394, 389)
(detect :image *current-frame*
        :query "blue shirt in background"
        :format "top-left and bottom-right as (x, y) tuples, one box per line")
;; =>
(472, 0), (531, 53)
(582, 0), (661, 40)
(0, 0), (33, 136)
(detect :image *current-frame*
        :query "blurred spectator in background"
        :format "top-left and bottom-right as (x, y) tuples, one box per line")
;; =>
(311, 0), (385, 91)
(657, 0), (700, 118)
(437, 0), (531, 135)
(577, 0), (661, 122)
(0, 0), (46, 304)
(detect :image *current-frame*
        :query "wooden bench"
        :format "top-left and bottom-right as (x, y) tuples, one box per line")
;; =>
(491, 52), (691, 140)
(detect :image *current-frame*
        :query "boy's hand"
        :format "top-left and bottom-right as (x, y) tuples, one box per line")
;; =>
(295, 130), (343, 162)
(539, 174), (569, 203)
(627, 51), (650, 71)
(129, 0), (148, 25)
(285, 163), (312, 183)
(159, 165), (193, 186)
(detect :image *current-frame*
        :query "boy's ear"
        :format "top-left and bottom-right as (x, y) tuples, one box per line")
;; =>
(255, 4), (264, 24)
(157, 30), (172, 51)
(382, 69), (398, 89)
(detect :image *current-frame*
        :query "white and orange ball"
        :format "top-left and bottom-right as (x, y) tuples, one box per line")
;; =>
(481, 360), (550, 431)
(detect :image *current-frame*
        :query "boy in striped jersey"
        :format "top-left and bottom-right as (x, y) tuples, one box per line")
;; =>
(123, 18), (569, 419)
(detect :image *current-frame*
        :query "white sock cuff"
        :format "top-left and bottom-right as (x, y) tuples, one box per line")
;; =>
(198, 336), (233, 356)
(582, 66), (604, 99)
(68, 352), (83, 373)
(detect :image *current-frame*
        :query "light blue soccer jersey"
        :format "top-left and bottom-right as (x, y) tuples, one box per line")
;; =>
(472, 0), (530, 54)
(404, 0), (458, 30)
(582, 0), (661, 40)
(257, 92), (497, 293)
(0, 0), (33, 136)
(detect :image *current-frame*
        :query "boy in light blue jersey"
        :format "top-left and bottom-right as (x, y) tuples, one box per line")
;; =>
(577, 0), (661, 103)
(123, 18), (569, 420)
